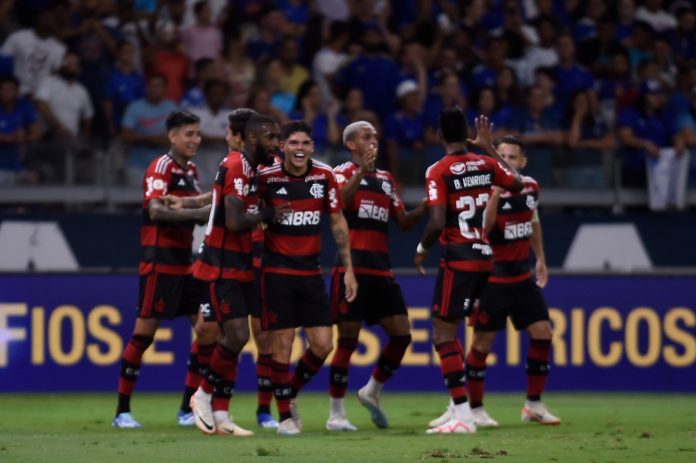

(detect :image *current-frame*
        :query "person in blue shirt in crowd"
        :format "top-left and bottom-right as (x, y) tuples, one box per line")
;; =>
(564, 90), (616, 189)
(423, 70), (467, 164)
(678, 88), (696, 186)
(554, 33), (595, 112)
(504, 85), (564, 187)
(104, 40), (145, 137)
(180, 58), (217, 110)
(120, 74), (177, 184)
(288, 79), (340, 158)
(384, 79), (424, 185)
(470, 36), (507, 90)
(669, 7), (696, 66)
(617, 80), (679, 187)
(468, 86), (511, 139)
(0, 75), (40, 185)
(334, 22), (400, 122)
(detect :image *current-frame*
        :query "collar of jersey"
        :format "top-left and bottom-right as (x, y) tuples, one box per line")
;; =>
(282, 159), (313, 178)
(447, 149), (469, 156)
(166, 151), (189, 169)
(351, 161), (377, 174)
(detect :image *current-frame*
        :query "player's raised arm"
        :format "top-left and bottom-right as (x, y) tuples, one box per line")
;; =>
(482, 187), (502, 235)
(329, 211), (358, 302)
(467, 116), (523, 192)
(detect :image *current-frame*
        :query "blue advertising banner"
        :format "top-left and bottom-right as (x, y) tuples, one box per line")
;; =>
(0, 274), (694, 392)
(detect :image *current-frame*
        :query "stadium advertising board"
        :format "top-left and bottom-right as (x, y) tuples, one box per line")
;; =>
(0, 274), (693, 392)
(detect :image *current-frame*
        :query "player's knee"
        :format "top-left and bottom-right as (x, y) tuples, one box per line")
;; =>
(390, 333), (412, 349)
(195, 321), (218, 345)
(311, 341), (334, 360)
(221, 321), (250, 352)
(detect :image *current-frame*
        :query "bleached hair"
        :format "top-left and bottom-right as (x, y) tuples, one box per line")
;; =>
(342, 121), (375, 146)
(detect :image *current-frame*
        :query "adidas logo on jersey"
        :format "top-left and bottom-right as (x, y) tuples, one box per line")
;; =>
(178, 178), (187, 186)
(277, 187), (288, 195)
(502, 202), (512, 210)
(360, 178), (368, 186)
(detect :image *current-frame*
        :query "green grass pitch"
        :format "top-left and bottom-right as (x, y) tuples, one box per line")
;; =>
(0, 392), (694, 463)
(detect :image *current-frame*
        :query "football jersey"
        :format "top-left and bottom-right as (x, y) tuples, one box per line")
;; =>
(192, 151), (258, 282)
(425, 150), (518, 272)
(333, 162), (404, 276)
(258, 159), (342, 275)
(252, 155), (282, 269)
(140, 154), (200, 275)
(487, 176), (539, 283)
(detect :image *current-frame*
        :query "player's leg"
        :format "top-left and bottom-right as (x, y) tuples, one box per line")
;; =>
(293, 324), (333, 398)
(190, 280), (253, 435)
(114, 316), (158, 428)
(271, 327), (299, 434)
(522, 319), (560, 424)
(466, 330), (498, 427)
(327, 320), (360, 431)
(251, 316), (278, 428)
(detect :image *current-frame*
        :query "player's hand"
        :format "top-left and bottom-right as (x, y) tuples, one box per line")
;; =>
(466, 115), (494, 152)
(414, 248), (428, 275)
(162, 195), (183, 209)
(343, 270), (358, 303)
(535, 260), (548, 288)
(273, 203), (292, 222)
(359, 147), (377, 174)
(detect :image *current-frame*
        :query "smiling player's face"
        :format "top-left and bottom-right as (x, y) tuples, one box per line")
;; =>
(282, 131), (314, 175)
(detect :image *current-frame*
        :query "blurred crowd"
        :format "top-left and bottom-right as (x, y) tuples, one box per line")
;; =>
(1, 0), (696, 203)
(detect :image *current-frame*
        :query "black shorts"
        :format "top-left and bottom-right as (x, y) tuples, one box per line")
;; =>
(137, 273), (204, 320)
(261, 272), (331, 330)
(474, 278), (549, 331)
(330, 271), (407, 325)
(249, 268), (263, 319)
(431, 268), (489, 321)
(199, 278), (259, 323)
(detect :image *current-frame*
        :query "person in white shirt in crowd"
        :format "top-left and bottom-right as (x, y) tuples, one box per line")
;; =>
(33, 52), (94, 183)
(635, 0), (677, 33)
(312, 21), (349, 108)
(1, 6), (66, 96)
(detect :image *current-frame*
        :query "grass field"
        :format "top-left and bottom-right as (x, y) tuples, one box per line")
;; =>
(0, 392), (694, 463)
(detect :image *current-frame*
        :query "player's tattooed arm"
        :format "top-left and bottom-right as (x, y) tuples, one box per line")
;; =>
(148, 198), (211, 222)
(330, 211), (358, 302)
(394, 197), (428, 230)
(482, 187), (502, 235)
(414, 203), (445, 275)
(224, 195), (290, 232)
(162, 191), (213, 209)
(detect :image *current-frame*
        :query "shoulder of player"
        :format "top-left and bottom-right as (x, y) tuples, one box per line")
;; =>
(521, 175), (539, 188)
(333, 161), (355, 174)
(258, 163), (283, 178)
(147, 154), (172, 176)
(375, 168), (396, 182)
(311, 160), (337, 177)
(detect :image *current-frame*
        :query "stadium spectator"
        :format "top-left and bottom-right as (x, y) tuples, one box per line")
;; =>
(312, 21), (349, 107)
(336, 87), (380, 132)
(34, 52), (94, 183)
(494, 65), (520, 113)
(470, 36), (508, 90)
(334, 21), (400, 121)
(245, 8), (286, 62)
(678, 88), (696, 186)
(564, 90), (615, 189)
(145, 21), (189, 102)
(627, 21), (656, 72)
(616, 0), (638, 43)
(0, 75), (40, 185)
(504, 85), (564, 187)
(121, 74), (177, 185)
(219, 32), (256, 109)
(180, 58), (218, 109)
(180, 1), (223, 72)
(424, 70), (467, 146)
(246, 86), (288, 126)
(577, 14), (625, 80)
(518, 15), (558, 86)
(635, 0), (677, 33)
(553, 33), (595, 111)
(189, 79), (230, 189)
(490, 0), (539, 61)
(253, 58), (295, 116)
(669, 7), (696, 66)
(288, 79), (340, 157)
(384, 79), (424, 184)
(396, 42), (428, 105)
(0, 7), (66, 96)
(104, 41), (145, 137)
(276, 0), (310, 38)
(653, 35), (678, 89)
(316, 0), (349, 22)
(468, 86), (510, 139)
(572, 0), (608, 43)
(277, 36), (309, 96)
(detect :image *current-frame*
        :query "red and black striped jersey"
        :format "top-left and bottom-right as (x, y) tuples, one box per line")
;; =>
(252, 156), (282, 269)
(140, 154), (200, 275)
(333, 162), (404, 276)
(192, 151), (257, 282)
(258, 159), (342, 275)
(425, 150), (518, 272)
(487, 176), (539, 283)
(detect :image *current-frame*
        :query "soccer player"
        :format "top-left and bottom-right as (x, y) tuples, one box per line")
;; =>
(465, 136), (559, 426)
(189, 114), (288, 435)
(188, 108), (281, 429)
(113, 110), (213, 428)
(414, 109), (523, 434)
(326, 121), (426, 431)
(258, 120), (357, 435)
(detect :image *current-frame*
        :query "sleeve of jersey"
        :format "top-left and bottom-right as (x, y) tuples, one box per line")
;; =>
(333, 165), (352, 189)
(221, 159), (245, 200)
(425, 166), (447, 207)
(325, 171), (343, 213)
(491, 159), (518, 190)
(143, 163), (169, 202)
